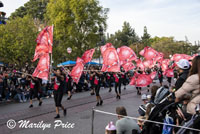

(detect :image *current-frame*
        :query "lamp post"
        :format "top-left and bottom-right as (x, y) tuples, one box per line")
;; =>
(98, 26), (104, 64)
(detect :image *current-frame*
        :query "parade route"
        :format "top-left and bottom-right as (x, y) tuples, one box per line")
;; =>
(0, 85), (147, 134)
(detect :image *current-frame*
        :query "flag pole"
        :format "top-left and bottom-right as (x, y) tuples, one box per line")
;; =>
(50, 24), (54, 83)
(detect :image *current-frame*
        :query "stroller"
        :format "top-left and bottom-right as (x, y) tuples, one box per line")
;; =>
(141, 86), (177, 134)
(141, 86), (200, 134)
(176, 105), (200, 134)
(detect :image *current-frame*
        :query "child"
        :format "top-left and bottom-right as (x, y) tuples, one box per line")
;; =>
(105, 121), (116, 134)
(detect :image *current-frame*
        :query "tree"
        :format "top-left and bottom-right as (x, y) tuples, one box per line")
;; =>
(10, 0), (49, 21)
(107, 21), (139, 47)
(45, 0), (108, 64)
(0, 16), (38, 66)
(141, 26), (151, 46)
(150, 36), (193, 58)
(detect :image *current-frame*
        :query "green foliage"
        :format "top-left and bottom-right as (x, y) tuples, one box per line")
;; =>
(141, 26), (151, 47)
(150, 36), (197, 58)
(10, 0), (49, 21)
(0, 16), (38, 66)
(107, 21), (139, 47)
(45, 0), (108, 64)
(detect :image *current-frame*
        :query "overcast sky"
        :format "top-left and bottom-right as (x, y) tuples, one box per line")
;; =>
(1, 0), (200, 44)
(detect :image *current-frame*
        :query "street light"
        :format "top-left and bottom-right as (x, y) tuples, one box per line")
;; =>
(98, 26), (104, 64)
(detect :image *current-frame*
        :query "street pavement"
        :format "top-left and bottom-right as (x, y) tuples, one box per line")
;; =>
(0, 79), (173, 134)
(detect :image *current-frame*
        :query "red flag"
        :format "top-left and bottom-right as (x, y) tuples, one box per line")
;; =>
(129, 76), (136, 85)
(100, 43), (114, 54)
(136, 59), (145, 71)
(161, 59), (170, 71)
(164, 69), (174, 77)
(143, 60), (153, 68)
(139, 47), (146, 56)
(144, 47), (158, 60)
(81, 49), (95, 64)
(101, 47), (120, 72)
(122, 62), (135, 72)
(117, 46), (137, 65)
(33, 26), (53, 62)
(154, 52), (164, 62)
(107, 64), (121, 72)
(150, 71), (157, 80)
(70, 57), (84, 84)
(32, 53), (50, 80)
(135, 74), (152, 87)
(171, 54), (186, 62)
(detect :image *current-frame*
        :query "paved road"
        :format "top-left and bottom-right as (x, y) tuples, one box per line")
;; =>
(0, 79), (173, 134)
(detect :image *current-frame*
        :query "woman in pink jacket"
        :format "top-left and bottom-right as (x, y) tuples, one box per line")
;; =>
(175, 55), (200, 115)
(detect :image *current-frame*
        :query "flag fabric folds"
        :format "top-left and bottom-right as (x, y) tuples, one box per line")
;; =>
(33, 26), (53, 62)
(32, 53), (50, 80)
(70, 57), (84, 84)
(81, 49), (95, 64)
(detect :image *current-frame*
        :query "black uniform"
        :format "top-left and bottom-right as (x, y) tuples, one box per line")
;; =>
(53, 75), (65, 107)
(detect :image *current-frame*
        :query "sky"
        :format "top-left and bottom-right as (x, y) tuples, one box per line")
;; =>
(1, 0), (200, 44)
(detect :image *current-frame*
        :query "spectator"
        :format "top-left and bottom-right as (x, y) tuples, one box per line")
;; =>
(147, 95), (151, 102)
(141, 94), (148, 104)
(150, 85), (159, 103)
(174, 59), (190, 91)
(175, 56), (200, 114)
(116, 106), (141, 134)
(105, 121), (116, 134)
(0, 72), (4, 101)
(15, 85), (26, 102)
(137, 116), (146, 131)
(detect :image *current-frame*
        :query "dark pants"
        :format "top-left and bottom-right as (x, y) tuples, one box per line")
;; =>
(29, 88), (41, 100)
(115, 82), (121, 94)
(108, 79), (112, 89)
(53, 91), (63, 107)
(95, 84), (100, 96)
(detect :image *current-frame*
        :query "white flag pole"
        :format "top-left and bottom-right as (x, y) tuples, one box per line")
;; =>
(49, 24), (54, 83)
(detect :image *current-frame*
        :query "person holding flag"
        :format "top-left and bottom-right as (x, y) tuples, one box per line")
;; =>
(93, 71), (103, 106)
(113, 72), (122, 99)
(62, 67), (73, 100)
(28, 76), (43, 108)
(52, 68), (66, 119)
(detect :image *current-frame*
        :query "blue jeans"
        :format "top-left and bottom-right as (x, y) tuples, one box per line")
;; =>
(16, 93), (26, 102)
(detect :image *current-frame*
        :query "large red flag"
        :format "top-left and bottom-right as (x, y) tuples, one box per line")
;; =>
(101, 47), (120, 72)
(144, 47), (158, 60)
(164, 69), (174, 77)
(70, 57), (84, 84)
(143, 60), (153, 68)
(150, 71), (157, 80)
(117, 46), (137, 65)
(135, 74), (153, 87)
(171, 54), (187, 62)
(122, 62), (135, 72)
(154, 52), (164, 62)
(161, 59), (170, 71)
(32, 53), (50, 80)
(136, 59), (145, 71)
(100, 43), (114, 54)
(140, 47), (159, 60)
(81, 49), (95, 64)
(33, 26), (53, 62)
(129, 76), (136, 85)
